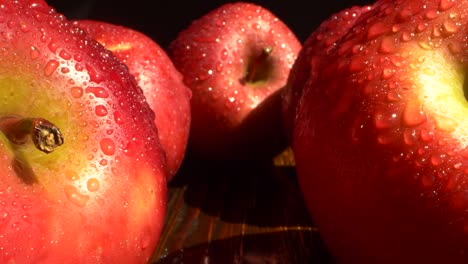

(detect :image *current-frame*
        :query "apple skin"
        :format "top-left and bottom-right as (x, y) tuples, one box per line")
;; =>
(282, 5), (372, 142)
(73, 20), (192, 180)
(291, 0), (468, 262)
(169, 2), (301, 161)
(0, 1), (166, 263)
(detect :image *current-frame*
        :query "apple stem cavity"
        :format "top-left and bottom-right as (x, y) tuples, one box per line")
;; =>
(0, 116), (64, 154)
(242, 46), (273, 85)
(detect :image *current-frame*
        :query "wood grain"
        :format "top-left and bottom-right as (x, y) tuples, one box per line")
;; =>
(151, 148), (334, 263)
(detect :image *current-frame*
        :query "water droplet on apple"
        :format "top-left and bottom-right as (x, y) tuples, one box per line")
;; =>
(99, 159), (108, 166)
(430, 154), (443, 166)
(381, 68), (394, 79)
(86, 64), (104, 83)
(44, 59), (59, 76)
(348, 57), (367, 73)
(61, 67), (70, 74)
(86, 178), (100, 192)
(85, 86), (109, 98)
(403, 129), (417, 145)
(416, 22), (427, 33)
(114, 111), (125, 125)
(425, 10), (439, 20)
(70, 86), (83, 98)
(139, 230), (152, 249)
(95, 105), (108, 117)
(48, 40), (58, 53)
(100, 138), (115, 156)
(442, 20), (458, 34)
(30, 46), (40, 59)
(0, 212), (10, 223)
(75, 63), (84, 71)
(367, 22), (388, 40)
(64, 185), (89, 207)
(387, 90), (402, 102)
(215, 19), (226, 27)
(439, 0), (455, 11)
(216, 62), (223, 72)
(402, 100), (427, 127)
(401, 31), (412, 42)
(123, 141), (136, 156)
(220, 48), (228, 60)
(251, 22), (261, 30)
(66, 170), (80, 181)
(21, 213), (31, 224)
(379, 36), (396, 54)
(59, 49), (71, 60)
(418, 42), (432, 50)
(374, 111), (398, 129)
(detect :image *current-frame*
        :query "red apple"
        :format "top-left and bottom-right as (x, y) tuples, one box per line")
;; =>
(282, 5), (372, 142)
(0, 0), (166, 263)
(73, 20), (192, 180)
(169, 2), (301, 161)
(291, 0), (468, 262)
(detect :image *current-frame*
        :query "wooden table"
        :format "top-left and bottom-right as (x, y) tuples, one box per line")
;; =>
(150, 149), (334, 263)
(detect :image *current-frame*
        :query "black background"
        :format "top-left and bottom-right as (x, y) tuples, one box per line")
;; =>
(46, 0), (375, 49)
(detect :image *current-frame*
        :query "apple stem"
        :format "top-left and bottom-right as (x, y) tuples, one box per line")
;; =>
(0, 116), (64, 154)
(243, 46), (273, 84)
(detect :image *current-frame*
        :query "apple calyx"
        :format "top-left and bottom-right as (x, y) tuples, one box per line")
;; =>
(0, 116), (64, 154)
(242, 46), (273, 85)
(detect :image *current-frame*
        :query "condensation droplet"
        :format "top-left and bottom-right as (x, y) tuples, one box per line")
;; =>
(367, 22), (388, 39)
(430, 154), (443, 166)
(401, 31), (412, 42)
(0, 212), (10, 223)
(374, 111), (398, 129)
(59, 49), (71, 60)
(100, 138), (116, 156)
(379, 36), (396, 54)
(403, 129), (417, 145)
(416, 22), (427, 32)
(70, 86), (83, 98)
(95, 105), (108, 117)
(425, 10), (439, 20)
(439, 0), (455, 11)
(85, 86), (109, 98)
(48, 40), (58, 53)
(99, 159), (108, 166)
(220, 48), (228, 60)
(114, 111), (124, 125)
(30, 46), (40, 59)
(44, 60), (59, 76)
(382, 68), (394, 79)
(66, 170), (80, 181)
(64, 185), (89, 207)
(442, 20), (458, 34)
(20, 22), (30, 32)
(123, 141), (136, 156)
(86, 64), (104, 84)
(419, 129), (432, 142)
(87, 178), (100, 192)
(403, 100), (427, 127)
(139, 230), (151, 250)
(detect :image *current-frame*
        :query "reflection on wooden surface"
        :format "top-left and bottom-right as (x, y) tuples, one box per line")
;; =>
(151, 149), (334, 263)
